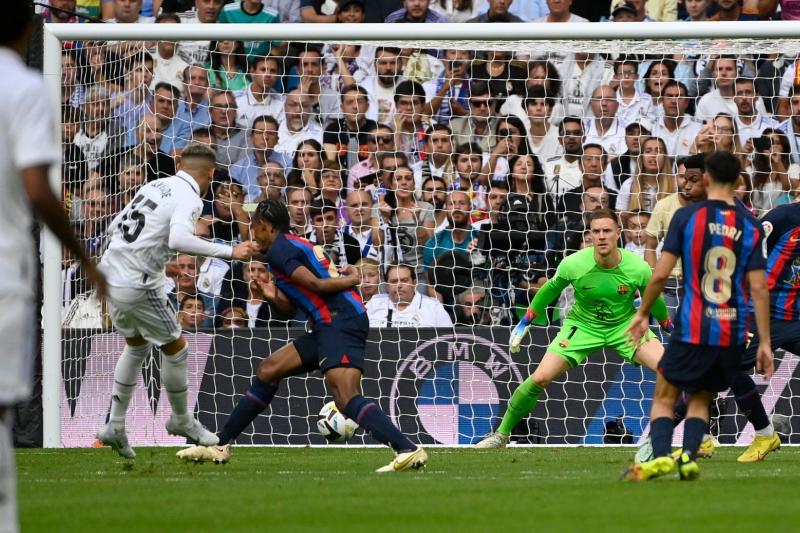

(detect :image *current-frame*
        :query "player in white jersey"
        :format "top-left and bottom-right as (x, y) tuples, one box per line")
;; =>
(97, 143), (259, 459)
(0, 3), (106, 532)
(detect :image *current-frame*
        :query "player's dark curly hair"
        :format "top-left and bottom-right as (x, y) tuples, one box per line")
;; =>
(1, 0), (34, 46)
(254, 199), (291, 233)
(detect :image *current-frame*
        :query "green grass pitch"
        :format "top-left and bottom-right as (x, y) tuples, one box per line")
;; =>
(18, 447), (800, 532)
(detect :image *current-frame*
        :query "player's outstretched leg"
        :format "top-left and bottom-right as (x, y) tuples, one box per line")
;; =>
(96, 338), (150, 459)
(325, 367), (426, 473)
(161, 337), (217, 446)
(178, 343), (303, 463)
(476, 353), (570, 448)
(733, 372), (780, 462)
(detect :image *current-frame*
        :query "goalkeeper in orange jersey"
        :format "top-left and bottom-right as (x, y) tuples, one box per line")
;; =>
(477, 208), (673, 448)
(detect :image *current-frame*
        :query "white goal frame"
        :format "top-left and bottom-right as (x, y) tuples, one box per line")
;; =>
(41, 20), (800, 448)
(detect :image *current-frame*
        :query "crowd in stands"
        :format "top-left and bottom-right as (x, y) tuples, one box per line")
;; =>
(51, 0), (800, 330)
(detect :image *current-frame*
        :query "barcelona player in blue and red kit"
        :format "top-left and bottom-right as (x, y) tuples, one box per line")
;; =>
(178, 200), (427, 472)
(624, 152), (774, 481)
(733, 201), (800, 462)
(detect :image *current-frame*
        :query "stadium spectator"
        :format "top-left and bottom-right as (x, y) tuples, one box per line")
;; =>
(148, 82), (192, 154)
(287, 138), (325, 192)
(750, 132), (798, 213)
(207, 40), (249, 91)
(468, 0), (524, 22)
(779, 85), (800, 163)
(450, 81), (499, 153)
(651, 81), (701, 157)
(366, 263), (453, 327)
(470, 50), (526, 106)
(334, 0), (367, 22)
(113, 53), (154, 133)
(543, 115), (585, 198)
(177, 295), (209, 331)
(356, 258), (382, 304)
(319, 161), (347, 220)
(363, 47), (404, 125)
(422, 190), (479, 277)
(276, 90), (324, 155)
(415, 124), (456, 189)
(124, 113), (176, 181)
(197, 181), (251, 242)
(77, 184), (111, 259)
(239, 259), (280, 327)
(302, 0), (383, 22)
(260, 0), (302, 21)
(734, 77), (780, 150)
(559, 143), (610, 215)
(343, 190), (383, 262)
(347, 123), (395, 190)
(235, 55), (285, 130)
(381, 165), (436, 274)
(524, 85), (561, 161)
(286, 186), (313, 235)
(485, 115), (531, 182)
(692, 113), (745, 163)
(177, 0), (225, 64)
(453, 283), (490, 325)
(641, 59), (675, 112)
(697, 57), (766, 119)
(622, 211), (650, 257)
(308, 200), (361, 267)
(535, 0), (588, 22)
(392, 80), (429, 165)
(218, 0), (280, 60)
(251, 160), (287, 202)
(230, 115), (289, 202)
(424, 48), (470, 126)
(502, 59), (564, 125)
(451, 143), (489, 218)
(420, 175), (450, 231)
(175, 65), (212, 132)
(152, 13), (188, 90)
(323, 85), (376, 171)
(709, 0), (759, 20)
(429, 0), (482, 21)
(610, 1), (638, 21)
(168, 253), (215, 322)
(61, 50), (85, 109)
(683, 0), (711, 20)
(114, 155), (147, 206)
(107, 0), (154, 23)
(44, 0), (81, 25)
(617, 137), (676, 218)
(366, 151), (408, 199)
(74, 85), (124, 171)
(584, 85), (627, 157)
(219, 304), (248, 328)
(318, 43), (373, 118)
(209, 89), (248, 168)
(385, 0), (448, 22)
(613, 57), (654, 126)
(559, 53), (614, 118)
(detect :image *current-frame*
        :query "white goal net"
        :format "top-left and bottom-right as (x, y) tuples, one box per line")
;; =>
(45, 22), (800, 448)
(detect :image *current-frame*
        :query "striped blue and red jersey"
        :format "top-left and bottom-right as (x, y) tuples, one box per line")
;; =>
(265, 233), (365, 324)
(761, 203), (800, 321)
(663, 199), (766, 346)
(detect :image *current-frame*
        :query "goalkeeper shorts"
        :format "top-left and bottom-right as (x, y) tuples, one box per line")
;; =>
(547, 319), (656, 368)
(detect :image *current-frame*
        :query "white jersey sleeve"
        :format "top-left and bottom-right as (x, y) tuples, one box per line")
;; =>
(100, 172), (228, 290)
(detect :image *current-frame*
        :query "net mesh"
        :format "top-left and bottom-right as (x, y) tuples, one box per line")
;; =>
(57, 34), (800, 447)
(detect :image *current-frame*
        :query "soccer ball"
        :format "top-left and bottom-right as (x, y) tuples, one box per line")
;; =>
(317, 401), (359, 443)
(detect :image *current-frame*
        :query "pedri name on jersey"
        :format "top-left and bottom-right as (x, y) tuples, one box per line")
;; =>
(707, 222), (742, 241)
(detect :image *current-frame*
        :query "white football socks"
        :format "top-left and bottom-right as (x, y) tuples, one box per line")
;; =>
(0, 410), (19, 533)
(109, 343), (150, 428)
(162, 345), (190, 424)
(756, 424), (775, 437)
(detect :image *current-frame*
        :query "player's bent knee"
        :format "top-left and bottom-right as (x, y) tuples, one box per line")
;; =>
(256, 359), (282, 386)
(161, 336), (186, 356)
(531, 369), (553, 388)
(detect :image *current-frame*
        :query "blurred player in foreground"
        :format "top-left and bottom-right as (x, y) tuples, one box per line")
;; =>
(0, 2), (106, 530)
(476, 208), (673, 448)
(177, 199), (427, 472)
(97, 143), (258, 459)
(624, 151), (773, 481)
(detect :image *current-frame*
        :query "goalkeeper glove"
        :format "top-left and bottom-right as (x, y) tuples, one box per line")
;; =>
(659, 318), (674, 333)
(509, 308), (537, 354)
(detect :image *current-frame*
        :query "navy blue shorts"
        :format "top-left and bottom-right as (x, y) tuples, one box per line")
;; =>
(659, 340), (744, 393)
(741, 318), (800, 370)
(293, 312), (369, 373)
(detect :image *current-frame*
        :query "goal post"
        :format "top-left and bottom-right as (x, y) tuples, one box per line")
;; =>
(41, 21), (800, 449)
